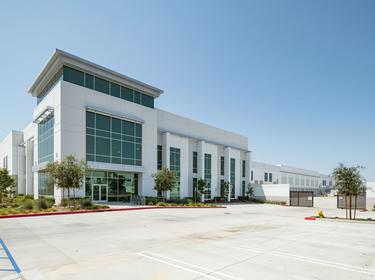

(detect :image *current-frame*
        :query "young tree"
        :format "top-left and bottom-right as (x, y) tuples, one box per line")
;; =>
(46, 155), (86, 207)
(0, 168), (15, 204)
(197, 178), (206, 202)
(332, 164), (366, 220)
(246, 183), (254, 200)
(223, 180), (232, 202)
(152, 168), (177, 199)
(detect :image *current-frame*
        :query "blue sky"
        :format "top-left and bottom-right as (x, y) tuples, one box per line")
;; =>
(0, 0), (374, 180)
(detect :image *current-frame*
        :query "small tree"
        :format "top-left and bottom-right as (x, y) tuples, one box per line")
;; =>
(152, 168), (177, 199)
(0, 168), (15, 204)
(246, 183), (254, 200)
(197, 178), (206, 202)
(223, 180), (232, 202)
(46, 155), (86, 207)
(332, 164), (366, 220)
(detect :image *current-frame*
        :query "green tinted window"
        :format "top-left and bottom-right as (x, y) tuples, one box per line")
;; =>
(96, 137), (110, 156)
(135, 123), (142, 137)
(134, 91), (141, 104)
(110, 82), (121, 98)
(95, 76), (110, 94)
(141, 94), (154, 108)
(96, 114), (110, 131)
(111, 140), (121, 158)
(121, 86), (133, 102)
(122, 142), (134, 158)
(86, 135), (95, 154)
(85, 73), (94, 89)
(122, 120), (134, 136)
(63, 66), (84, 86)
(86, 111), (95, 128)
(112, 118), (121, 133)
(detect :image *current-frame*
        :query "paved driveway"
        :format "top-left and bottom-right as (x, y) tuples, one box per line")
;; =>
(0, 205), (374, 280)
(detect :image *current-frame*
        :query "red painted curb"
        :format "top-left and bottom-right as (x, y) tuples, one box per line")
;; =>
(304, 216), (316, 220)
(0, 206), (226, 219)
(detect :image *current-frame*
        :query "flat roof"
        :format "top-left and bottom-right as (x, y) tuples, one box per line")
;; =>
(28, 49), (164, 98)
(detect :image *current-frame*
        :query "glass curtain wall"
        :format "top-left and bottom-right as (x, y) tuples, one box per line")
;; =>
(85, 170), (138, 202)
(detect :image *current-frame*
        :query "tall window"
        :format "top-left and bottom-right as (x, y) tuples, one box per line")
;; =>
(204, 154), (212, 199)
(242, 160), (246, 178)
(230, 158), (235, 198)
(86, 111), (142, 166)
(242, 181), (246, 197)
(157, 145), (162, 170)
(220, 156), (224, 176)
(193, 178), (198, 200)
(170, 147), (181, 199)
(38, 115), (54, 163)
(269, 173), (273, 183)
(38, 172), (54, 196)
(264, 172), (268, 182)
(193, 151), (198, 173)
(251, 170), (253, 181)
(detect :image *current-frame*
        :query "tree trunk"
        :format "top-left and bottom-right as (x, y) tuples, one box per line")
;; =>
(68, 188), (71, 208)
(349, 195), (352, 220)
(345, 195), (348, 219)
(354, 195), (357, 220)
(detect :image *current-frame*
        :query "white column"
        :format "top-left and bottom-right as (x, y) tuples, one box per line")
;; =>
(246, 151), (251, 185)
(197, 141), (205, 180)
(162, 132), (171, 169)
(17, 145), (26, 194)
(25, 139), (34, 195)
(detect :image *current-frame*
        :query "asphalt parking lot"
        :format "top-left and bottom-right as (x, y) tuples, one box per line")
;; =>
(0, 204), (374, 280)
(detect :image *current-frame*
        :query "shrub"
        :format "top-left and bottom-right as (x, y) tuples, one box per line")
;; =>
(60, 198), (68, 207)
(36, 199), (48, 210)
(79, 199), (93, 209)
(22, 200), (34, 210)
(317, 209), (325, 218)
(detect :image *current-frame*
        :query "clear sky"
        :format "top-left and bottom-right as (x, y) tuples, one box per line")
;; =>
(0, 0), (374, 180)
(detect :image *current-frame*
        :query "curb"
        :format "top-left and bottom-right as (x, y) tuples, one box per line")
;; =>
(304, 216), (316, 220)
(0, 206), (226, 219)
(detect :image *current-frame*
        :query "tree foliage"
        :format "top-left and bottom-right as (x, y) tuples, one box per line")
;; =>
(152, 168), (177, 197)
(0, 168), (15, 204)
(246, 183), (254, 198)
(197, 178), (206, 194)
(331, 163), (366, 219)
(46, 155), (86, 204)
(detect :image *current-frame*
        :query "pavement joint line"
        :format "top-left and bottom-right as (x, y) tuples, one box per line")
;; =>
(137, 251), (234, 280)
(227, 245), (375, 275)
(140, 251), (243, 280)
(0, 239), (21, 274)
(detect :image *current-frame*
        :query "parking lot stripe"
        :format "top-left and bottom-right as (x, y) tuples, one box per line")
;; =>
(0, 239), (21, 274)
(140, 251), (243, 280)
(227, 245), (375, 276)
(138, 251), (235, 280)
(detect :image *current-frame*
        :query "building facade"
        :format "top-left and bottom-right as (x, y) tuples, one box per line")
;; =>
(0, 49), (251, 203)
(251, 161), (333, 195)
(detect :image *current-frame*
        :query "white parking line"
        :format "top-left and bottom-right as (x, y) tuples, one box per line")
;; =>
(137, 251), (243, 280)
(226, 245), (375, 276)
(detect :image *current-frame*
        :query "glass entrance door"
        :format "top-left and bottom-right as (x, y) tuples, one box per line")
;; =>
(92, 184), (108, 202)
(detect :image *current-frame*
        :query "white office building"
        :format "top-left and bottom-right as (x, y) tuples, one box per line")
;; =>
(0, 49), (252, 203)
(251, 161), (333, 195)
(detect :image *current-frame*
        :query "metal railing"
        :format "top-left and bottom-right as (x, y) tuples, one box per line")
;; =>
(130, 195), (146, 205)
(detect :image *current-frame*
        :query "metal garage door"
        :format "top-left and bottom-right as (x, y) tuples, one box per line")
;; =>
(290, 191), (314, 207)
(337, 193), (366, 210)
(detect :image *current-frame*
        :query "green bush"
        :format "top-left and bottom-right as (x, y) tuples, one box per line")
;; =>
(22, 200), (34, 210)
(36, 199), (48, 210)
(60, 198), (68, 207)
(80, 199), (93, 209)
